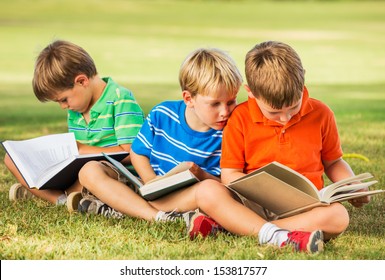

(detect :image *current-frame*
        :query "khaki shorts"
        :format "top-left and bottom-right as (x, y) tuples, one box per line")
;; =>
(81, 160), (139, 197)
(227, 187), (278, 221)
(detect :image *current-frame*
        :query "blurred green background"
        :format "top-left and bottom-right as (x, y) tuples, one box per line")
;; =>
(1, 0), (384, 136)
(1, 0), (384, 260)
(1, 0), (384, 88)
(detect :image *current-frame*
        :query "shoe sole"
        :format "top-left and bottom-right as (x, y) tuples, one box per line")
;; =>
(188, 213), (206, 240)
(9, 183), (21, 201)
(66, 192), (83, 213)
(9, 183), (33, 201)
(307, 230), (324, 253)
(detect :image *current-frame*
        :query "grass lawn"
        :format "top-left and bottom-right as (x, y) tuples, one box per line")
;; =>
(1, 0), (384, 262)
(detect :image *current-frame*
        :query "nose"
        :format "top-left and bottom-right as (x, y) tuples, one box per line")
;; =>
(220, 105), (231, 118)
(59, 102), (68, 109)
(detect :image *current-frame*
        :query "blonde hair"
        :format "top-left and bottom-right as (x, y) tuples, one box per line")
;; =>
(32, 40), (97, 101)
(179, 48), (242, 98)
(245, 41), (305, 109)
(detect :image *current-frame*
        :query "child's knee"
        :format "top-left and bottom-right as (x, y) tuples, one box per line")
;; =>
(195, 179), (229, 205)
(78, 161), (102, 185)
(328, 203), (350, 232)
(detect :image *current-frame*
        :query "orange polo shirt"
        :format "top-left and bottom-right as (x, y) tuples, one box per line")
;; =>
(220, 87), (343, 190)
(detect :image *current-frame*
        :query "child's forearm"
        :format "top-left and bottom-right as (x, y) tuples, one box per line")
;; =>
(130, 151), (156, 183)
(323, 158), (355, 183)
(76, 142), (132, 164)
(220, 168), (245, 185)
(76, 142), (131, 154)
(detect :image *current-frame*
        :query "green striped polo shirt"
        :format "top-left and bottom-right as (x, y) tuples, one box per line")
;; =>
(67, 77), (144, 147)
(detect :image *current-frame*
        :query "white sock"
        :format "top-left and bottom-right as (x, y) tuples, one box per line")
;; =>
(155, 210), (166, 221)
(258, 222), (289, 247)
(56, 194), (67, 206)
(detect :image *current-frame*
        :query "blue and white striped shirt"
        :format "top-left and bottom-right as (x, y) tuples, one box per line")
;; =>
(131, 100), (223, 176)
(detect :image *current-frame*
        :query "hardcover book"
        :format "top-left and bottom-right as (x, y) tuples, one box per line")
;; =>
(2, 133), (128, 190)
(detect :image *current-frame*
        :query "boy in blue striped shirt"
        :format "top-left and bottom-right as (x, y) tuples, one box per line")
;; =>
(77, 48), (242, 236)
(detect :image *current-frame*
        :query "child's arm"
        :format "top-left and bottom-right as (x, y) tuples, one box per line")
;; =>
(323, 157), (370, 207)
(76, 142), (132, 163)
(130, 150), (157, 184)
(323, 157), (355, 182)
(221, 168), (245, 185)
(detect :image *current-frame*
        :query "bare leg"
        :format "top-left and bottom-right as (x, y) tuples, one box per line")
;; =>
(196, 180), (349, 240)
(273, 203), (349, 240)
(5, 153), (65, 204)
(196, 180), (266, 236)
(79, 161), (160, 221)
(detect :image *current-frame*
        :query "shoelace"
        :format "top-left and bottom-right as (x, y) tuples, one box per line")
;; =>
(286, 231), (308, 250)
(163, 210), (197, 227)
(99, 205), (124, 219)
(164, 211), (185, 221)
(288, 231), (306, 239)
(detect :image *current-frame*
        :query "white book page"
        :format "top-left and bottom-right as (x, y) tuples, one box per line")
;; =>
(3, 133), (78, 187)
(146, 162), (192, 184)
(319, 173), (374, 199)
(320, 181), (377, 201)
(328, 189), (385, 203)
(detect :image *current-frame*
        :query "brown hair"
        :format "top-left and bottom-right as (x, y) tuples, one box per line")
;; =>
(245, 41), (305, 109)
(32, 40), (97, 101)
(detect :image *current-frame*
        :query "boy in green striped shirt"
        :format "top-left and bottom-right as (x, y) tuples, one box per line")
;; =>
(4, 40), (144, 206)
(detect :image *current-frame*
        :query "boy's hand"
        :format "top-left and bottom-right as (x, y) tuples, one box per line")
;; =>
(348, 188), (371, 208)
(185, 162), (220, 182)
(185, 162), (204, 179)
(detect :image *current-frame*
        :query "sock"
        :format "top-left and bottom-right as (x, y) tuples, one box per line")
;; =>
(56, 194), (67, 206)
(258, 222), (290, 247)
(155, 210), (166, 221)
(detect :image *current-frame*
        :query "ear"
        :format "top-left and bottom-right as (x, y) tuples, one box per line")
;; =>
(182, 90), (194, 107)
(74, 74), (89, 87)
(244, 85), (255, 99)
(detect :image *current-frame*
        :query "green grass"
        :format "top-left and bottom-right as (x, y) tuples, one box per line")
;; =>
(1, 0), (385, 260)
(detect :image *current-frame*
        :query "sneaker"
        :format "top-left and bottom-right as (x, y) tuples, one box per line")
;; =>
(9, 183), (34, 201)
(188, 212), (224, 240)
(157, 209), (196, 227)
(66, 192), (83, 213)
(78, 197), (124, 219)
(281, 230), (324, 253)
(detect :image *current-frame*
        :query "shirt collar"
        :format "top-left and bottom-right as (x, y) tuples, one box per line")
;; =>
(91, 77), (112, 114)
(68, 77), (112, 122)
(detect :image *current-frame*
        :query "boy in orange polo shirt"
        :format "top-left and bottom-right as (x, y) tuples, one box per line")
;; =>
(190, 41), (370, 253)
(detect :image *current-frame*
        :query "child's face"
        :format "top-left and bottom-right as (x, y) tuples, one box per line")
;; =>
(53, 77), (93, 114)
(185, 86), (237, 131)
(255, 97), (302, 125)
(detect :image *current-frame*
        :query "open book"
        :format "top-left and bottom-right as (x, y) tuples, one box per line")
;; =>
(2, 133), (128, 190)
(227, 161), (384, 218)
(103, 153), (199, 200)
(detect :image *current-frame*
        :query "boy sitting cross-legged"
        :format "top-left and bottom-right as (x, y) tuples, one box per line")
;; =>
(191, 41), (369, 253)
(4, 40), (144, 206)
(74, 48), (243, 234)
